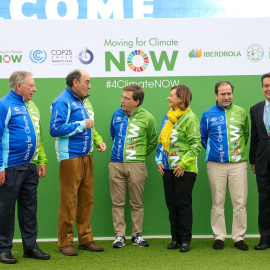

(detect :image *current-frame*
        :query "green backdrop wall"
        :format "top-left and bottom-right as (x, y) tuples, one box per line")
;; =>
(0, 74), (262, 239)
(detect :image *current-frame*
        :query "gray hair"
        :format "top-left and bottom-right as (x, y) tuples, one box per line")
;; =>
(9, 71), (32, 91)
(66, 69), (82, 88)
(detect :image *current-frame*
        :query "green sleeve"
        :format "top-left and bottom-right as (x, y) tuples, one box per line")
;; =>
(179, 115), (201, 169)
(244, 111), (249, 145)
(94, 128), (103, 147)
(146, 113), (157, 156)
(37, 125), (48, 165)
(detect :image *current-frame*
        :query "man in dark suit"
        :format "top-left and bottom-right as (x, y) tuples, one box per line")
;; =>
(250, 72), (270, 250)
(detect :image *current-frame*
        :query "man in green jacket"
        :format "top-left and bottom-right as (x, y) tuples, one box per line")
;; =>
(109, 85), (157, 248)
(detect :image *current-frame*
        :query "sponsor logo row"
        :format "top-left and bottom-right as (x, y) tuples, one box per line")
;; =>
(0, 44), (267, 74)
(0, 48), (93, 65)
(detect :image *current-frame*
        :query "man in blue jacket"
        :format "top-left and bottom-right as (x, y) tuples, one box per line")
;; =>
(50, 69), (106, 256)
(0, 71), (50, 264)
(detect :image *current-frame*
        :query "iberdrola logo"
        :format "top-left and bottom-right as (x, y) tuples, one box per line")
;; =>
(189, 49), (202, 59)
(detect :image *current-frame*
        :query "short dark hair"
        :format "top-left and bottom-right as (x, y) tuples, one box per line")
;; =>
(66, 69), (82, 88)
(123, 84), (144, 106)
(171, 85), (192, 109)
(215, 81), (234, 94)
(261, 72), (270, 86)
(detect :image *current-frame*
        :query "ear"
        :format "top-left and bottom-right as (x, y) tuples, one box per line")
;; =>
(73, 79), (78, 88)
(215, 93), (218, 100)
(135, 99), (140, 106)
(16, 83), (23, 93)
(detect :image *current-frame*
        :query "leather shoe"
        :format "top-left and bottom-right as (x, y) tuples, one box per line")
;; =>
(254, 243), (270, 250)
(167, 241), (179, 250)
(59, 245), (78, 256)
(23, 248), (50, 260)
(78, 241), (104, 252)
(180, 243), (190, 252)
(213, 239), (224, 250)
(0, 252), (17, 264)
(234, 240), (249, 251)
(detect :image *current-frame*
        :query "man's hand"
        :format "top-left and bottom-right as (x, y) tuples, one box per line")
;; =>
(251, 164), (256, 174)
(97, 142), (106, 152)
(84, 119), (94, 129)
(38, 165), (47, 178)
(157, 163), (165, 176)
(173, 163), (185, 178)
(0, 171), (6, 186)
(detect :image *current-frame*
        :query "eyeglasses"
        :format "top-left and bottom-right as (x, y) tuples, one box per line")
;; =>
(121, 95), (131, 101)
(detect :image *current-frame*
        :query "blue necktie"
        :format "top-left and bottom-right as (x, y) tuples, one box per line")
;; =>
(266, 104), (270, 135)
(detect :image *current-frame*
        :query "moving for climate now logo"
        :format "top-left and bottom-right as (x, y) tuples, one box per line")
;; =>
(0, 50), (22, 63)
(105, 50), (179, 72)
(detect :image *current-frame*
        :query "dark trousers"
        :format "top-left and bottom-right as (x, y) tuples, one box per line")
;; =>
(163, 169), (196, 244)
(0, 164), (39, 252)
(257, 163), (270, 243)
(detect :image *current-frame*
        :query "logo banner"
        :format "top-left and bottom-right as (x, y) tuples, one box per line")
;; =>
(0, 18), (269, 78)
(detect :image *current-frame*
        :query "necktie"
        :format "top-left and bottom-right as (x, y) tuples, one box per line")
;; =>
(266, 104), (270, 135)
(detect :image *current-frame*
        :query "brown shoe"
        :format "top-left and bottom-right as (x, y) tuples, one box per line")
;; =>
(59, 245), (78, 256)
(234, 240), (249, 251)
(213, 239), (224, 250)
(78, 241), (104, 252)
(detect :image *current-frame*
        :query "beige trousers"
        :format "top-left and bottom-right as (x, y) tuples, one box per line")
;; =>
(109, 162), (147, 237)
(58, 155), (94, 247)
(207, 161), (248, 242)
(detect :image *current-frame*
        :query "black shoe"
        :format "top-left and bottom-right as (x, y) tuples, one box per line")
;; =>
(234, 240), (249, 251)
(213, 239), (224, 250)
(180, 243), (190, 252)
(254, 243), (270, 250)
(0, 252), (17, 264)
(167, 241), (179, 250)
(23, 248), (50, 260)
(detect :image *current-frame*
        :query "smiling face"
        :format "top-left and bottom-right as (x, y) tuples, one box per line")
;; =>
(215, 83), (233, 108)
(18, 74), (36, 102)
(73, 70), (91, 97)
(167, 88), (181, 110)
(121, 90), (139, 115)
(263, 77), (270, 102)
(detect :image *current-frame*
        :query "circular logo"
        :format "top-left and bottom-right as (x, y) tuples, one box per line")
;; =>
(3, 55), (11, 63)
(29, 50), (47, 63)
(127, 50), (149, 72)
(247, 44), (264, 62)
(126, 138), (137, 149)
(79, 48), (94, 64)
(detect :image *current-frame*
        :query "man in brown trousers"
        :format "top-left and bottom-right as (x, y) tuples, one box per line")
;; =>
(50, 69), (106, 256)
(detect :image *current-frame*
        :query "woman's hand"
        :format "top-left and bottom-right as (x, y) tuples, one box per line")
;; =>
(173, 163), (184, 178)
(158, 163), (165, 176)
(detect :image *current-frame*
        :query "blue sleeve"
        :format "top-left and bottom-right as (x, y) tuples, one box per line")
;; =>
(50, 99), (86, 138)
(200, 112), (208, 149)
(155, 144), (164, 165)
(155, 115), (168, 165)
(0, 103), (8, 171)
(110, 112), (115, 141)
